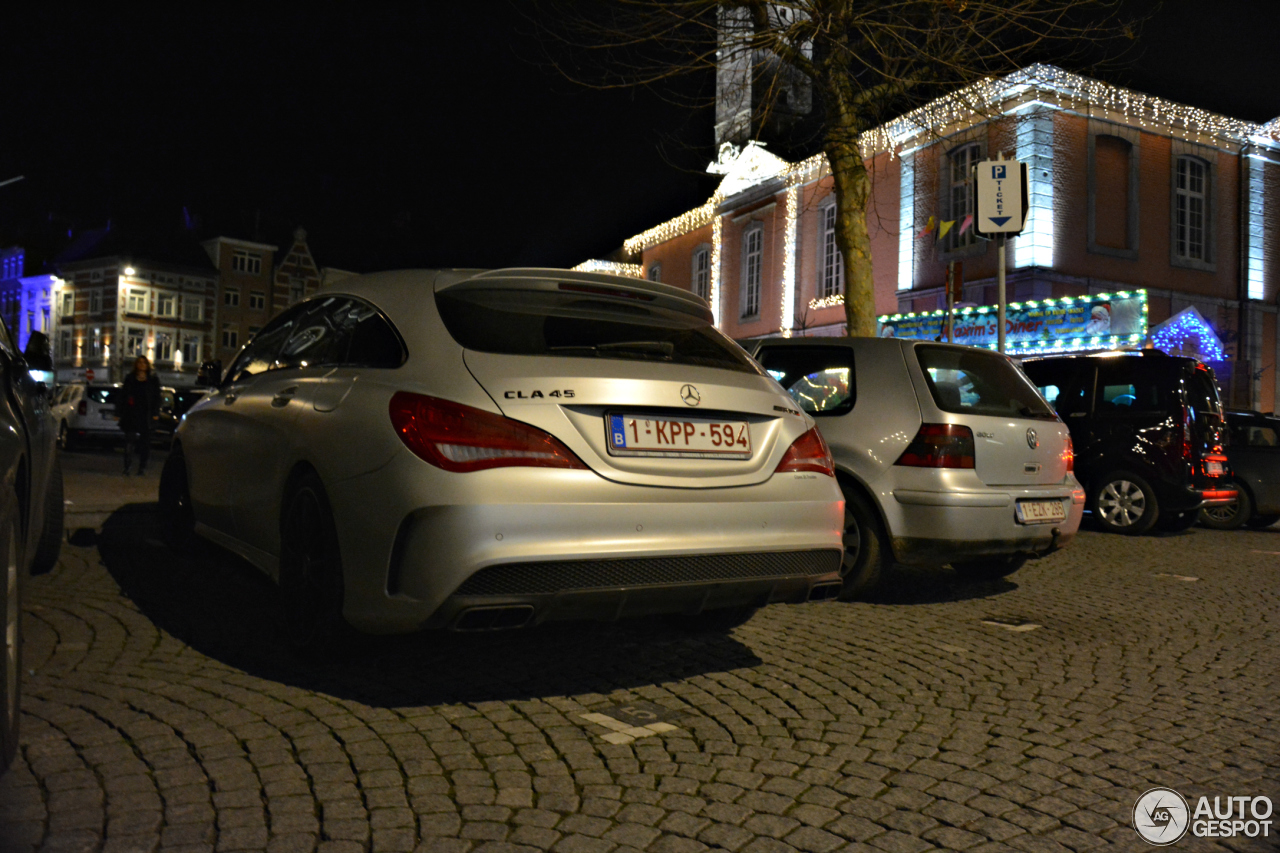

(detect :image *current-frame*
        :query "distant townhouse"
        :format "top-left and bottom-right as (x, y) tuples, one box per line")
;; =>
(599, 65), (1280, 411)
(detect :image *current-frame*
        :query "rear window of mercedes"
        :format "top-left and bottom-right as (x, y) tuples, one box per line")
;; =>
(917, 345), (1057, 419)
(85, 387), (119, 406)
(436, 287), (761, 374)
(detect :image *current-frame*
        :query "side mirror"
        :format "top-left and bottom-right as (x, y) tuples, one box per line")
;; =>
(23, 332), (53, 372)
(196, 359), (222, 387)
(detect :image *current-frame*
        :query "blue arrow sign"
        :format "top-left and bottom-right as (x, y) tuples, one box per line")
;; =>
(989, 216), (1011, 226)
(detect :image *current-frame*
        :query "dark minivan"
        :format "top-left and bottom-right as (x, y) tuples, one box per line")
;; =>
(1020, 350), (1233, 534)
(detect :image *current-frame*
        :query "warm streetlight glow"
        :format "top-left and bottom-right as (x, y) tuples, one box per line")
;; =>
(123, 266), (136, 276)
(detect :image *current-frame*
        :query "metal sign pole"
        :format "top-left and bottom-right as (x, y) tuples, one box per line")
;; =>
(997, 234), (1007, 354)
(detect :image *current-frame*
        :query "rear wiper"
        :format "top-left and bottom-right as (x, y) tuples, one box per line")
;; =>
(549, 341), (675, 359)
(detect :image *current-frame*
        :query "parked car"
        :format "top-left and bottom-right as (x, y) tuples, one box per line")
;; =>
(746, 338), (1083, 597)
(1, 331), (65, 772)
(1020, 350), (1233, 534)
(1199, 409), (1280, 530)
(161, 269), (845, 649)
(173, 388), (210, 419)
(52, 382), (178, 449)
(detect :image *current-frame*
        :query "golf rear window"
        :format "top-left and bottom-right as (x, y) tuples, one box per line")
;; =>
(916, 345), (1056, 419)
(436, 287), (760, 374)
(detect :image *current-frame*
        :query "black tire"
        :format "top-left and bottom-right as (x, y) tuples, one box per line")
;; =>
(29, 456), (63, 576)
(1199, 480), (1251, 530)
(1091, 471), (1159, 535)
(665, 605), (759, 633)
(279, 473), (348, 653)
(158, 447), (198, 550)
(838, 486), (890, 600)
(1246, 513), (1280, 529)
(952, 554), (1028, 581)
(1, 492), (23, 772)
(1156, 510), (1199, 533)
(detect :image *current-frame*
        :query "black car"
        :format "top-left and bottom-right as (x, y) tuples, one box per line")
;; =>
(1020, 350), (1233, 534)
(0, 331), (64, 772)
(1199, 410), (1280, 530)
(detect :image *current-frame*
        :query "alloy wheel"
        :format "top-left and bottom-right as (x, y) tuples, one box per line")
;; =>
(1202, 499), (1239, 526)
(841, 507), (862, 576)
(1098, 479), (1146, 527)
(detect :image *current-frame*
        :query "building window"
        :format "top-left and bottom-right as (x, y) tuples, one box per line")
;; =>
(224, 288), (240, 307)
(89, 289), (101, 314)
(126, 327), (145, 357)
(1087, 130), (1138, 260)
(154, 332), (173, 362)
(232, 251), (262, 274)
(647, 263), (662, 283)
(181, 334), (200, 364)
(947, 143), (981, 251)
(41, 307), (49, 332)
(222, 324), (238, 350)
(183, 297), (203, 322)
(61, 292), (73, 317)
(88, 328), (101, 358)
(157, 293), (177, 317)
(126, 288), (148, 314)
(1175, 155), (1208, 262)
(59, 330), (72, 359)
(25, 312), (32, 335)
(740, 225), (763, 319)
(819, 202), (844, 298)
(249, 290), (266, 310)
(289, 276), (305, 304)
(691, 246), (710, 301)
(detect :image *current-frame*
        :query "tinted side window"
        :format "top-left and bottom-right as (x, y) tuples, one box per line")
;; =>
(755, 346), (856, 416)
(224, 303), (309, 383)
(277, 297), (355, 370)
(341, 301), (406, 368)
(1020, 360), (1090, 416)
(1093, 360), (1167, 416)
(1230, 419), (1280, 447)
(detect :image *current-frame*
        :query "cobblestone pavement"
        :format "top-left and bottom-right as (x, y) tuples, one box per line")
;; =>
(1, 451), (1278, 853)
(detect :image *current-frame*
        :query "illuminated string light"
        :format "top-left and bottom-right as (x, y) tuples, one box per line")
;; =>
(710, 213), (723, 327)
(571, 260), (643, 278)
(1149, 307), (1226, 361)
(781, 185), (798, 336)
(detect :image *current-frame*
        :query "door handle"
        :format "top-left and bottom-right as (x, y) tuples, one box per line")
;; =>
(271, 387), (298, 408)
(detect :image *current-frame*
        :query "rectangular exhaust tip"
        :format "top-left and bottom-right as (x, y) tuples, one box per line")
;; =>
(808, 582), (842, 602)
(454, 605), (535, 631)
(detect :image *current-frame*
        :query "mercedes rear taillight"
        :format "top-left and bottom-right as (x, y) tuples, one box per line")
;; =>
(388, 392), (586, 473)
(78, 400), (87, 415)
(774, 427), (835, 477)
(895, 423), (976, 469)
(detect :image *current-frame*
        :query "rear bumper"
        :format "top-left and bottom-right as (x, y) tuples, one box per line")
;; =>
(1162, 483), (1237, 512)
(422, 550), (843, 630)
(884, 481), (1085, 566)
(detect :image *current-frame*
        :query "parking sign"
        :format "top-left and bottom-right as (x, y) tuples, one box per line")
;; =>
(974, 160), (1027, 236)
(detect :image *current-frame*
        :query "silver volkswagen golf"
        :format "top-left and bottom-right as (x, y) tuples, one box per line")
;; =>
(161, 269), (844, 647)
(749, 338), (1084, 597)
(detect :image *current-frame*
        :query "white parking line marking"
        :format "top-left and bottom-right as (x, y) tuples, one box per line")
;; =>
(1152, 572), (1199, 582)
(981, 620), (1041, 632)
(580, 712), (678, 744)
(1249, 550), (1280, 555)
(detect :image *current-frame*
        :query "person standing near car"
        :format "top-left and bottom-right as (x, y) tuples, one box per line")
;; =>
(120, 355), (160, 475)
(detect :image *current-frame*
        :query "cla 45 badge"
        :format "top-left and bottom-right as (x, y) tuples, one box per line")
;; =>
(503, 389), (575, 400)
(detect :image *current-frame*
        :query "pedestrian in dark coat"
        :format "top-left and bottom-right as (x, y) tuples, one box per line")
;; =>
(120, 356), (161, 475)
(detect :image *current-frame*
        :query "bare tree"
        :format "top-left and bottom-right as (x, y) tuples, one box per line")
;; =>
(537, 0), (1135, 336)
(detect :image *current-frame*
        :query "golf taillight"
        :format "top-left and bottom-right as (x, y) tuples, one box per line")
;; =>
(774, 427), (835, 477)
(388, 392), (586, 472)
(1064, 434), (1074, 473)
(895, 423), (975, 469)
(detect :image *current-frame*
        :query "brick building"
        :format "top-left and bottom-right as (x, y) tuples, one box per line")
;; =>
(609, 65), (1280, 410)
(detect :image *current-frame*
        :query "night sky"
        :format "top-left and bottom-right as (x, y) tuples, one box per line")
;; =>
(2, 1), (1277, 275)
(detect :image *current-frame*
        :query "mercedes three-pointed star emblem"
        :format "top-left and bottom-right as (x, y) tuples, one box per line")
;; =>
(680, 384), (701, 406)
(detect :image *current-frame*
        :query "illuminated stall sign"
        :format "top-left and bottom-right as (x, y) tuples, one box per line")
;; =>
(876, 290), (1149, 355)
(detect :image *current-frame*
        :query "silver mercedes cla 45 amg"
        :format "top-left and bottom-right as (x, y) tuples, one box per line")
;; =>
(161, 269), (845, 646)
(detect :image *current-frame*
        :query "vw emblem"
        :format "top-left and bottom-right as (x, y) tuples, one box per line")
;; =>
(1026, 428), (1038, 449)
(680, 384), (701, 406)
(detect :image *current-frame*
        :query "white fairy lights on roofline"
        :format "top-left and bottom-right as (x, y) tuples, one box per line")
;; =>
(616, 64), (1279, 260)
(571, 260), (643, 278)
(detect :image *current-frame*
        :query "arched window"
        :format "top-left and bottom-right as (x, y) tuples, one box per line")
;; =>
(647, 262), (662, 283)
(948, 143), (981, 250)
(818, 202), (843, 298)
